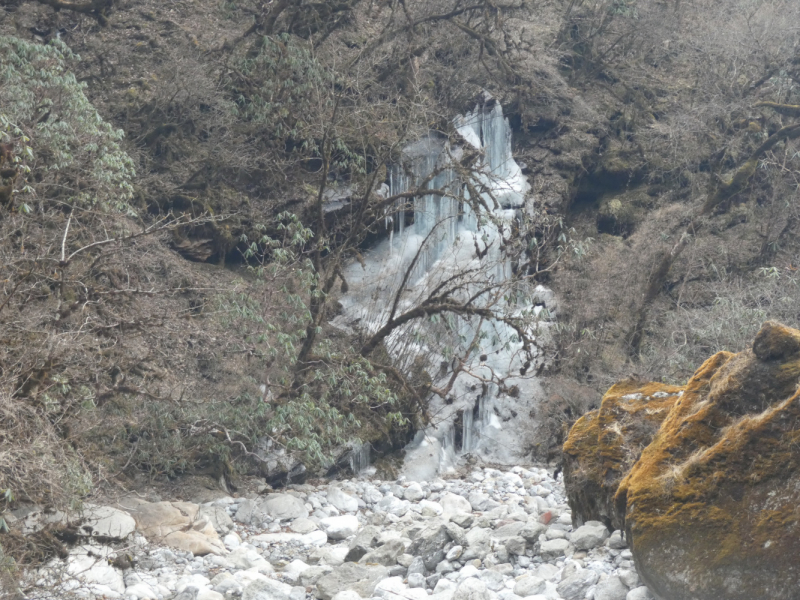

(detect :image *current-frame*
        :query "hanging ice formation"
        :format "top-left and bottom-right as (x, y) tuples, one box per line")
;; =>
(339, 96), (554, 480)
(348, 442), (372, 476)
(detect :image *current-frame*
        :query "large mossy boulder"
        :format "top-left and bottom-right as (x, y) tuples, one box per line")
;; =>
(562, 379), (683, 530)
(616, 321), (800, 600)
(565, 321), (800, 600)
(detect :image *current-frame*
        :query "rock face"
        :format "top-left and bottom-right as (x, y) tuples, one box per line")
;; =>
(123, 499), (227, 556)
(562, 380), (683, 530)
(564, 321), (800, 600)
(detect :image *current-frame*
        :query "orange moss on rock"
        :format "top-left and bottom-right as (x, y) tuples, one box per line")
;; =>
(615, 321), (800, 600)
(562, 378), (683, 529)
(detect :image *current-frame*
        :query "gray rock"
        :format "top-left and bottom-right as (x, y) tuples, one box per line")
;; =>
(571, 521), (609, 550)
(213, 575), (243, 595)
(513, 576), (546, 597)
(539, 538), (571, 559)
(407, 556), (426, 577)
(235, 499), (259, 524)
(236, 494), (308, 525)
(426, 573), (441, 590)
(453, 578), (490, 600)
(444, 522), (467, 546)
(243, 578), (293, 600)
(174, 588), (199, 600)
(288, 517), (318, 534)
(440, 493), (472, 519)
(331, 592), (362, 600)
(308, 545), (350, 567)
(264, 494), (309, 521)
(504, 536), (526, 556)
(607, 530), (627, 549)
(359, 539), (406, 566)
(626, 587), (655, 600)
(75, 505), (136, 540)
(346, 525), (382, 562)
(544, 528), (567, 540)
(327, 487), (359, 513)
(436, 559), (456, 574)
(363, 485), (383, 504)
(404, 483), (425, 502)
(534, 563), (559, 581)
(519, 521), (547, 543)
(408, 573), (426, 588)
(300, 565), (334, 586)
(595, 576), (629, 600)
(618, 569), (639, 589)
(290, 587), (306, 600)
(468, 493), (490, 511)
(376, 496), (409, 517)
(407, 523), (452, 571)
(315, 563), (390, 600)
(478, 569), (505, 591)
(320, 515), (360, 540)
(388, 564), (408, 577)
(420, 500), (443, 517)
(556, 570), (600, 600)
(450, 513), (475, 529)
(461, 528), (491, 561)
(446, 545), (463, 561)
(491, 522), (525, 541)
(198, 505), (234, 535)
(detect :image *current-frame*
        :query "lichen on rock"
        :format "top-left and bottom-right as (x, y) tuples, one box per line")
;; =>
(565, 321), (800, 600)
(562, 379), (683, 530)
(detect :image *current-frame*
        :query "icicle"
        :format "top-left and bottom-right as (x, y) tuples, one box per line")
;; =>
(349, 442), (371, 475)
(463, 403), (474, 453)
(338, 97), (546, 479)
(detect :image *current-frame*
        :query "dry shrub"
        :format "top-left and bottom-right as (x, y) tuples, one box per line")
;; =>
(552, 200), (695, 387)
(1, 527), (68, 567)
(0, 390), (91, 510)
(535, 376), (601, 461)
(0, 389), (85, 599)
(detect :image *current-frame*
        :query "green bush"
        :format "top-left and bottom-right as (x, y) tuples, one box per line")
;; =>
(0, 35), (135, 212)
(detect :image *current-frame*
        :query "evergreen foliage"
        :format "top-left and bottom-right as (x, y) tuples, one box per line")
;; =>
(0, 36), (134, 212)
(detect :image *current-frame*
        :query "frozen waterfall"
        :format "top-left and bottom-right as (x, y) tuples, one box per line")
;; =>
(339, 97), (553, 480)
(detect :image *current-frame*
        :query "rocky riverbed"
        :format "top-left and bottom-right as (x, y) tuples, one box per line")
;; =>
(18, 465), (653, 600)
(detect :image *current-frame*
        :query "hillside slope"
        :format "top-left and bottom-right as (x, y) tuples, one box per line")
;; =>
(1, 0), (800, 521)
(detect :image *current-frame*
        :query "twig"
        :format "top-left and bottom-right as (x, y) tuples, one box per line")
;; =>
(61, 211), (73, 264)
(0, 267), (34, 315)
